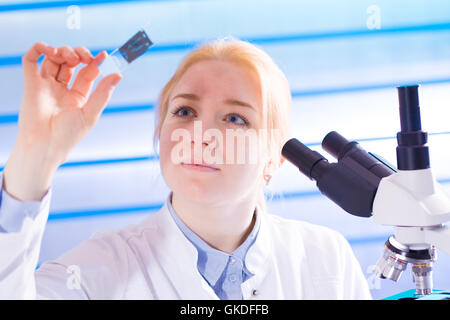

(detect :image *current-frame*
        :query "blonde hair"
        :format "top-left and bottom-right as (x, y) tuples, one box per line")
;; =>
(153, 36), (291, 214)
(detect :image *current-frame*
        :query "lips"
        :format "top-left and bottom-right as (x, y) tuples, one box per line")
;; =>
(181, 162), (220, 171)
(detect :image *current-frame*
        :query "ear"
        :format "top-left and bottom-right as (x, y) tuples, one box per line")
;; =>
(271, 157), (286, 170)
(264, 157), (285, 176)
(263, 160), (272, 176)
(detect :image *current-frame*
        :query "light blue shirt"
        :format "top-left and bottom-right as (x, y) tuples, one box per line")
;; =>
(166, 192), (260, 300)
(0, 172), (45, 233)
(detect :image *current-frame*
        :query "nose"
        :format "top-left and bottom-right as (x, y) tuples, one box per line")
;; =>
(189, 115), (220, 145)
(189, 118), (221, 165)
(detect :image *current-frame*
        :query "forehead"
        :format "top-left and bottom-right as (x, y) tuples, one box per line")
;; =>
(171, 59), (262, 108)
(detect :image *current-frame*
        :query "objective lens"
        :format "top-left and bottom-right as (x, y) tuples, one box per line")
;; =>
(374, 245), (408, 281)
(374, 237), (435, 296)
(412, 264), (433, 296)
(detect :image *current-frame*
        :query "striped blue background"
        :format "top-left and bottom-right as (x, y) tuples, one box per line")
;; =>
(1, 0), (450, 299)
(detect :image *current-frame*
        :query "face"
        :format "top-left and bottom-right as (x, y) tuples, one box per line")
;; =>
(159, 59), (268, 206)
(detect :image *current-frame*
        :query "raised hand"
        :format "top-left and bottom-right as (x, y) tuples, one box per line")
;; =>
(3, 42), (122, 201)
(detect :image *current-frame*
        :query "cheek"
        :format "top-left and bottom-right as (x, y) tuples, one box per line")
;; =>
(222, 131), (266, 182)
(222, 129), (266, 166)
(158, 123), (180, 172)
(159, 126), (171, 157)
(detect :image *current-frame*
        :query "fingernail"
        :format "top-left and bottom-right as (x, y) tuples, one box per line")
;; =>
(111, 74), (122, 86)
(46, 46), (56, 55)
(94, 51), (107, 64)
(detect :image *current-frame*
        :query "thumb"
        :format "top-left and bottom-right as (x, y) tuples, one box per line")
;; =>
(82, 73), (121, 127)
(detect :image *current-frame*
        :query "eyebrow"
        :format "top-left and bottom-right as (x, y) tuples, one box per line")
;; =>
(171, 93), (257, 112)
(171, 93), (200, 101)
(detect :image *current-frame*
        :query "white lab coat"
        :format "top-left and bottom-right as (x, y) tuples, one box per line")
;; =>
(0, 189), (372, 300)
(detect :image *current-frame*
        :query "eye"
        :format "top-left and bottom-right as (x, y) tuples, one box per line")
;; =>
(171, 106), (195, 118)
(171, 106), (249, 126)
(225, 113), (249, 126)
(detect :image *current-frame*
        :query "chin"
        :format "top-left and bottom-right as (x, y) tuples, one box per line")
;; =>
(163, 169), (219, 202)
(174, 182), (222, 205)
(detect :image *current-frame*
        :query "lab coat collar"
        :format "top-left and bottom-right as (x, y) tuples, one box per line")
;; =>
(144, 195), (272, 299)
(242, 202), (271, 277)
(166, 192), (261, 288)
(145, 202), (216, 299)
(165, 193), (229, 287)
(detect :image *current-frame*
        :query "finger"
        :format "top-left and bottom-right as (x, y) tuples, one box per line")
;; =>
(55, 63), (74, 86)
(70, 51), (107, 98)
(74, 46), (94, 64)
(82, 73), (122, 127)
(41, 46), (81, 79)
(56, 47), (93, 85)
(22, 42), (56, 80)
(56, 46), (81, 67)
(40, 55), (61, 79)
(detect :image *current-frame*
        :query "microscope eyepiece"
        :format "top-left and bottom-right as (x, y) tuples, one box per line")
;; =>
(322, 131), (358, 160)
(396, 85), (430, 170)
(322, 131), (395, 179)
(398, 85), (421, 133)
(281, 138), (328, 180)
(282, 134), (394, 218)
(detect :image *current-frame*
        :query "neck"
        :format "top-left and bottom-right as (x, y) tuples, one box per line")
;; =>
(171, 192), (257, 254)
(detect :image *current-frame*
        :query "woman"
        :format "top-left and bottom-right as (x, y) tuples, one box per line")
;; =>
(0, 38), (371, 299)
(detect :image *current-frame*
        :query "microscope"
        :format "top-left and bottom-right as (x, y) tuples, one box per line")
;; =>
(281, 85), (450, 298)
